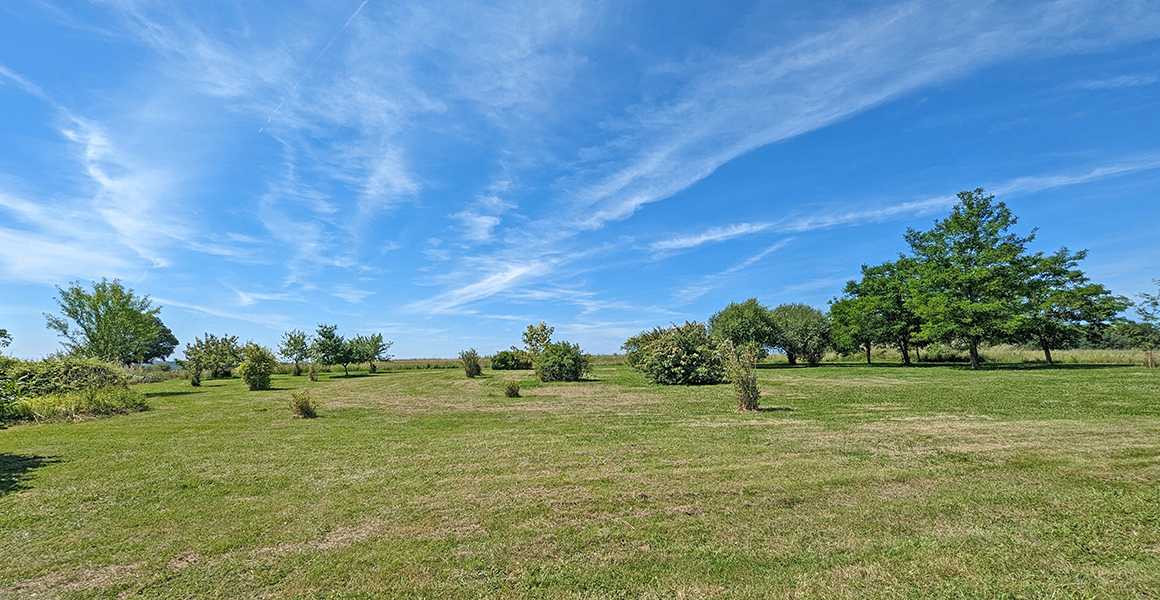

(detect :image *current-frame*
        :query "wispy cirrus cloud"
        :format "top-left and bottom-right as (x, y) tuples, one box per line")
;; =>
(651, 223), (773, 251)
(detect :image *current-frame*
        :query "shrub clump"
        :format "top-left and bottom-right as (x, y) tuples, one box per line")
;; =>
(1, 357), (128, 397)
(490, 350), (533, 370)
(624, 322), (724, 385)
(290, 390), (318, 419)
(460, 348), (482, 378)
(536, 341), (591, 382)
(238, 343), (278, 391)
(16, 387), (147, 423)
(719, 340), (760, 411)
(503, 380), (521, 398)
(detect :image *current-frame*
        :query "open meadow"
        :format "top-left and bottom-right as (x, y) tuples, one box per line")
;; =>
(1, 363), (1159, 599)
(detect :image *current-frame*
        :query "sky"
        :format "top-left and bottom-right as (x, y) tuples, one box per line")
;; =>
(1, 0), (1159, 360)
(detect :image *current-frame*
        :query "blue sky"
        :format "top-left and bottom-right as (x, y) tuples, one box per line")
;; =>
(1, 0), (1159, 359)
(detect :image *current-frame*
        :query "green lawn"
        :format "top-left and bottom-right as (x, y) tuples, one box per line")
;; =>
(1, 364), (1158, 599)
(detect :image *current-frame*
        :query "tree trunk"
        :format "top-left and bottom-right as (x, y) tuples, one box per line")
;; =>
(369, 361), (377, 374)
(865, 342), (872, 365)
(968, 338), (981, 370)
(786, 352), (797, 366)
(342, 364), (349, 376)
(900, 340), (912, 367)
(914, 345), (922, 363)
(1040, 335), (1053, 365)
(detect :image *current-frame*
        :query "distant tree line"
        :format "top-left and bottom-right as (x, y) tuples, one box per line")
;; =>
(625, 189), (1158, 378)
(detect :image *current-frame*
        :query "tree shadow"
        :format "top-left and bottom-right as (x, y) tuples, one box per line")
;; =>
(143, 390), (203, 398)
(0, 454), (60, 497)
(756, 406), (794, 412)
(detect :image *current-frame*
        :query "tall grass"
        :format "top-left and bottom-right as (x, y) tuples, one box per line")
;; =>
(13, 387), (148, 423)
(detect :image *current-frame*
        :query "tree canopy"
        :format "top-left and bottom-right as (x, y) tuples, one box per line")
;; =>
(44, 278), (175, 365)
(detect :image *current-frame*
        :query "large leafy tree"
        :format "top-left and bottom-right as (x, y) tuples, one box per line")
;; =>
(707, 298), (777, 358)
(905, 189), (1034, 370)
(829, 295), (875, 364)
(44, 278), (174, 365)
(1013, 248), (1130, 364)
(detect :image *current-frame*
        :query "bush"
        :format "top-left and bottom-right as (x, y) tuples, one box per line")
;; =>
(0, 377), (25, 421)
(308, 361), (318, 382)
(628, 322), (724, 385)
(503, 380), (521, 398)
(719, 341), (760, 411)
(17, 386), (147, 422)
(536, 341), (591, 382)
(238, 343), (278, 391)
(290, 390), (318, 419)
(460, 348), (482, 378)
(770, 304), (831, 366)
(1, 357), (128, 397)
(490, 350), (533, 370)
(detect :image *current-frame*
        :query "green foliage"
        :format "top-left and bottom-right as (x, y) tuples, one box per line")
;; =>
(535, 341), (591, 382)
(312, 324), (356, 376)
(503, 380), (521, 398)
(350, 333), (393, 374)
(308, 361), (318, 382)
(521, 322), (554, 360)
(906, 189), (1035, 369)
(238, 343), (277, 391)
(177, 333), (242, 384)
(832, 259), (923, 365)
(1, 356), (128, 397)
(43, 278), (175, 364)
(707, 298), (776, 358)
(1012, 248), (1131, 364)
(718, 340), (759, 411)
(290, 390), (318, 419)
(0, 328), (11, 348)
(0, 377), (24, 421)
(629, 322), (724, 385)
(16, 386), (147, 422)
(460, 348), (482, 378)
(278, 329), (312, 376)
(490, 350), (533, 370)
(770, 304), (831, 366)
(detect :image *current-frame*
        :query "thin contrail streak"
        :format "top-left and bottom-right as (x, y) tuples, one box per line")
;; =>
(260, 0), (370, 132)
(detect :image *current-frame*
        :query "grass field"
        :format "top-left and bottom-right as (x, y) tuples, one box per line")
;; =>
(1, 363), (1159, 599)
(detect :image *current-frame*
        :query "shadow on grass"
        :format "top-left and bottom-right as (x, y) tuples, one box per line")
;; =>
(0, 454), (60, 497)
(756, 406), (794, 412)
(143, 390), (204, 398)
(760, 362), (1134, 371)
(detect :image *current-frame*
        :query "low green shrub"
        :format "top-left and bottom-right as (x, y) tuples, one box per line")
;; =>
(238, 343), (277, 391)
(0, 377), (25, 421)
(719, 341), (760, 412)
(1, 357), (128, 397)
(503, 380), (521, 398)
(460, 348), (482, 378)
(628, 322), (724, 385)
(290, 390), (318, 419)
(490, 350), (532, 370)
(536, 341), (591, 382)
(18, 386), (147, 422)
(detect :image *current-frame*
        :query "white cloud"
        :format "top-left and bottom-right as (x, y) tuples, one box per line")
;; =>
(651, 223), (772, 251)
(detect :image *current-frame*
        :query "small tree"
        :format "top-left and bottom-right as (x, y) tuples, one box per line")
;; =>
(770, 304), (831, 366)
(708, 298), (776, 358)
(312, 324), (355, 376)
(460, 348), (482, 378)
(238, 343), (277, 391)
(278, 329), (312, 376)
(0, 329), (12, 349)
(522, 322), (554, 361)
(719, 340), (759, 411)
(536, 341), (591, 382)
(177, 333), (241, 384)
(352, 333), (393, 373)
